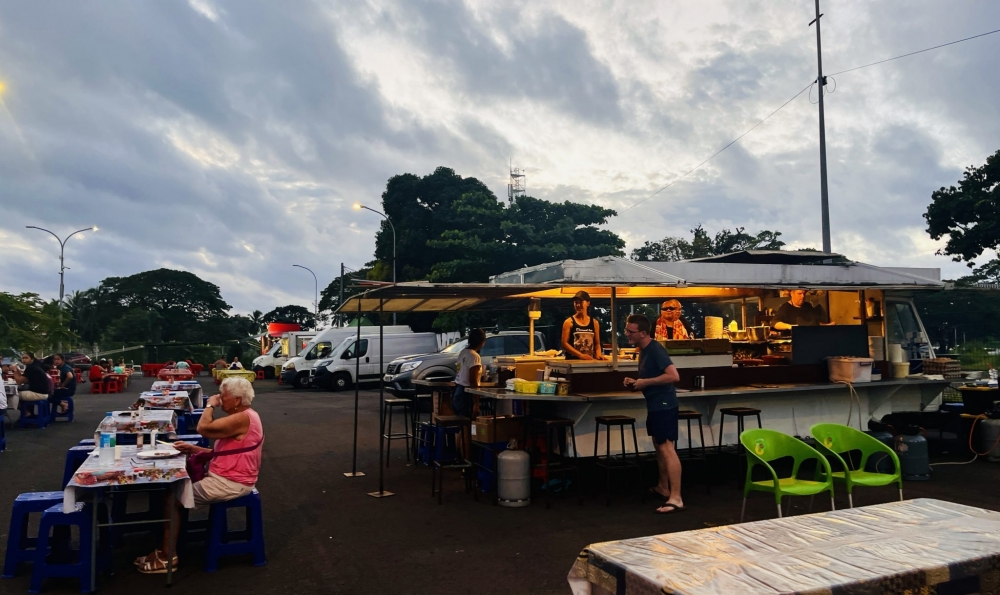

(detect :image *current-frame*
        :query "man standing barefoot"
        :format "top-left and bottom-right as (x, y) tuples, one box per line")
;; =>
(623, 314), (685, 514)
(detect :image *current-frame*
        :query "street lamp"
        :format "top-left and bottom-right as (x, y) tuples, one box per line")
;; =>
(292, 264), (319, 319)
(354, 203), (396, 324)
(25, 224), (98, 352)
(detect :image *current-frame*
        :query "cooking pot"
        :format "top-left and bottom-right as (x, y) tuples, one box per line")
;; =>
(747, 326), (770, 341)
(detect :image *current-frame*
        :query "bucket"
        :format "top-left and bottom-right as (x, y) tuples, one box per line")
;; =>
(892, 362), (911, 378)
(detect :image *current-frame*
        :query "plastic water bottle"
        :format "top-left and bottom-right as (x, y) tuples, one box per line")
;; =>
(99, 412), (117, 466)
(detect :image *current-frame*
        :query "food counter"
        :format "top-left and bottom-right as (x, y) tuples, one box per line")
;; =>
(466, 377), (951, 456)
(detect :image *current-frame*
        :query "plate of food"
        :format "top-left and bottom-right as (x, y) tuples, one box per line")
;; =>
(135, 448), (181, 459)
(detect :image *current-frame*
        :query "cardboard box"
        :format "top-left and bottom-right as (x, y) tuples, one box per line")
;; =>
(471, 415), (525, 444)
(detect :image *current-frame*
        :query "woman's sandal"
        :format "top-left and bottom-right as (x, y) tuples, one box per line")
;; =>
(135, 550), (178, 574)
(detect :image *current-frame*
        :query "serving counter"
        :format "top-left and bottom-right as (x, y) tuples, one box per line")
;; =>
(466, 377), (951, 456)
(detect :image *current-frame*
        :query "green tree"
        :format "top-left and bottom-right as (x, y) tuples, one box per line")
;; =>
(0, 292), (76, 353)
(96, 269), (232, 343)
(631, 225), (785, 261)
(262, 305), (316, 330)
(924, 149), (1000, 266)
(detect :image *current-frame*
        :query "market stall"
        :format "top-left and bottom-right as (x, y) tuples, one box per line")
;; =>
(341, 252), (953, 456)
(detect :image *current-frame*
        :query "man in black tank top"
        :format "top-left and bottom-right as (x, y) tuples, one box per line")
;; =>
(561, 290), (605, 360)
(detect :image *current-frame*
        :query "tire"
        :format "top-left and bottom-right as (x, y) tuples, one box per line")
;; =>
(263, 367), (275, 380)
(294, 373), (311, 389)
(331, 373), (351, 391)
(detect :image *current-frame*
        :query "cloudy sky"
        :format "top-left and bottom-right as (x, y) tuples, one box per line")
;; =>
(1, 0), (997, 314)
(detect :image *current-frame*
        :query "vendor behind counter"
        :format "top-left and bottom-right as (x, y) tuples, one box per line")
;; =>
(772, 289), (832, 330)
(561, 290), (605, 360)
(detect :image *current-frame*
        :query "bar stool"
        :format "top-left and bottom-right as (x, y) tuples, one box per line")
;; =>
(382, 398), (413, 466)
(718, 407), (762, 486)
(677, 409), (711, 493)
(593, 415), (643, 505)
(528, 417), (582, 508)
(433, 415), (471, 462)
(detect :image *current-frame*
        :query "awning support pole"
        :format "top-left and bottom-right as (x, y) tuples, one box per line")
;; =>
(611, 287), (618, 371)
(370, 300), (394, 497)
(345, 293), (365, 477)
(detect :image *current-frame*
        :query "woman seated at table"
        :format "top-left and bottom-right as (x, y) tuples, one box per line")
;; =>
(175, 360), (190, 370)
(135, 376), (264, 574)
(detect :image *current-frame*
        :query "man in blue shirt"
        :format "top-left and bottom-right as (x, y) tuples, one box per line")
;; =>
(623, 314), (684, 514)
(52, 353), (76, 414)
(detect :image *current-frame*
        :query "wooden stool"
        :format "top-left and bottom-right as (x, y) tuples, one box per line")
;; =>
(382, 398), (413, 466)
(528, 417), (581, 508)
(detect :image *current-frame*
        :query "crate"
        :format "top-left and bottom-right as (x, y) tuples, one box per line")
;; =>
(923, 358), (963, 379)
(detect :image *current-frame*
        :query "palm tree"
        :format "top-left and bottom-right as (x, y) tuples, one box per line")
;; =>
(250, 310), (265, 334)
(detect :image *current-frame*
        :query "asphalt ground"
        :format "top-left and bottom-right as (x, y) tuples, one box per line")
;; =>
(2, 375), (1000, 594)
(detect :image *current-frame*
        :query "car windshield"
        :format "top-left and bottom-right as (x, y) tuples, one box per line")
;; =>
(440, 340), (468, 354)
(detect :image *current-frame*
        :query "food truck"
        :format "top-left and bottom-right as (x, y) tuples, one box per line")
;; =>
(337, 252), (953, 454)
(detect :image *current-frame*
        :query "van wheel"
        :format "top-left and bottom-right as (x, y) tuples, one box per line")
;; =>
(263, 367), (275, 380)
(331, 373), (351, 391)
(294, 373), (311, 389)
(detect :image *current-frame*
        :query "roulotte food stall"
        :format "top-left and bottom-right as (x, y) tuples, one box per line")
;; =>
(339, 252), (953, 456)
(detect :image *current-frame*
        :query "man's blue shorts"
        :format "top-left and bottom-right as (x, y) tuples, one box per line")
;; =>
(646, 407), (679, 445)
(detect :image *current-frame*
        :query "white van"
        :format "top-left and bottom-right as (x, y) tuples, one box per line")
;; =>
(253, 331), (316, 378)
(280, 325), (412, 389)
(311, 332), (438, 391)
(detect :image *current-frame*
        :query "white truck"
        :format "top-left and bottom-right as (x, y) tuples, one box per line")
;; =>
(252, 331), (316, 378)
(312, 332), (439, 390)
(280, 325), (413, 389)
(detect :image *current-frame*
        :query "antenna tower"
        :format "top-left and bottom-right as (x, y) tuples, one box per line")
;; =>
(507, 160), (525, 204)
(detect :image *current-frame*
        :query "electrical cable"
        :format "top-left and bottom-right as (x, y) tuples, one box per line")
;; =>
(828, 27), (1000, 77)
(618, 26), (1000, 214)
(620, 83), (812, 213)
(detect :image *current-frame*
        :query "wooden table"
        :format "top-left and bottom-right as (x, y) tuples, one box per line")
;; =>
(568, 498), (1000, 595)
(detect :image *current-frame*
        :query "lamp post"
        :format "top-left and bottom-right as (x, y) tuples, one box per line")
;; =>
(292, 264), (319, 319)
(25, 225), (98, 352)
(354, 203), (396, 324)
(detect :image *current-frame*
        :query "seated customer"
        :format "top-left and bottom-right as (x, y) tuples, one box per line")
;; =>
(88, 362), (104, 383)
(11, 353), (51, 413)
(175, 360), (190, 370)
(228, 357), (244, 370)
(52, 353), (77, 414)
(135, 376), (264, 574)
(213, 357), (228, 370)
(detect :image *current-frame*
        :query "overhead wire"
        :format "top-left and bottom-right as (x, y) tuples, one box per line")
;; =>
(619, 26), (1000, 214)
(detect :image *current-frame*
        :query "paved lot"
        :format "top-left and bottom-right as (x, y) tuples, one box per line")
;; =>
(2, 376), (1000, 594)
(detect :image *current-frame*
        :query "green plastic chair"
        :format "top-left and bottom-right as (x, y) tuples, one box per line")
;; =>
(740, 429), (835, 521)
(810, 423), (903, 508)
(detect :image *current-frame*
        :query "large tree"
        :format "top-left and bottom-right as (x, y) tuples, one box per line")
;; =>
(0, 292), (76, 353)
(375, 167), (624, 284)
(631, 225), (785, 261)
(925, 149), (1000, 276)
(262, 305), (316, 330)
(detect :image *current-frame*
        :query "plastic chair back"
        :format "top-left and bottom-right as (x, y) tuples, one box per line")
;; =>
(810, 423), (901, 480)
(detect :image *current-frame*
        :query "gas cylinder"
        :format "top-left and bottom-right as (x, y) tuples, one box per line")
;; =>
(895, 433), (931, 480)
(977, 419), (1000, 462)
(497, 448), (531, 508)
(864, 430), (894, 473)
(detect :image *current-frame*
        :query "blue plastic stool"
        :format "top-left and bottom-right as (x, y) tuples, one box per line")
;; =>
(50, 396), (74, 423)
(62, 446), (95, 488)
(29, 502), (111, 594)
(176, 413), (189, 435)
(17, 401), (50, 429)
(0, 417), (6, 452)
(205, 489), (266, 572)
(188, 409), (204, 429)
(433, 425), (462, 463)
(77, 439), (95, 446)
(3, 492), (65, 578)
(416, 422), (436, 466)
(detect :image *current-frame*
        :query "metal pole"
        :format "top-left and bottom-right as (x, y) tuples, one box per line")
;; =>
(292, 264), (319, 319)
(344, 295), (365, 477)
(26, 225), (95, 353)
(610, 287), (618, 371)
(369, 301), (393, 497)
(811, 0), (832, 253)
(339, 263), (345, 327)
(358, 205), (397, 324)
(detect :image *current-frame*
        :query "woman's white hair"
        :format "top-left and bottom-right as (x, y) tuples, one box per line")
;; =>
(220, 376), (255, 406)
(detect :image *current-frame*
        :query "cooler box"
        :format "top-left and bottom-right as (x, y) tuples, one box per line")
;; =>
(828, 357), (874, 383)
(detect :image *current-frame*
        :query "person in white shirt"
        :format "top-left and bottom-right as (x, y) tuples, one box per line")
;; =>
(452, 328), (486, 419)
(228, 357), (244, 371)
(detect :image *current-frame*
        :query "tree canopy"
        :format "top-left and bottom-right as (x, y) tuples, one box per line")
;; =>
(0, 292), (76, 354)
(925, 149), (1000, 264)
(631, 225), (785, 261)
(262, 305), (316, 330)
(375, 167), (624, 284)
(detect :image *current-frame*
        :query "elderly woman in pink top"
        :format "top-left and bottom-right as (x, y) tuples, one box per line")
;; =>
(135, 376), (264, 574)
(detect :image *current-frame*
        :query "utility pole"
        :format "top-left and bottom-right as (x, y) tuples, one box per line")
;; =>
(810, 0), (832, 254)
(339, 262), (345, 327)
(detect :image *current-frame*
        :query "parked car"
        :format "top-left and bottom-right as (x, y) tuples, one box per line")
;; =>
(280, 325), (413, 389)
(312, 332), (439, 390)
(63, 352), (92, 366)
(383, 331), (545, 398)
